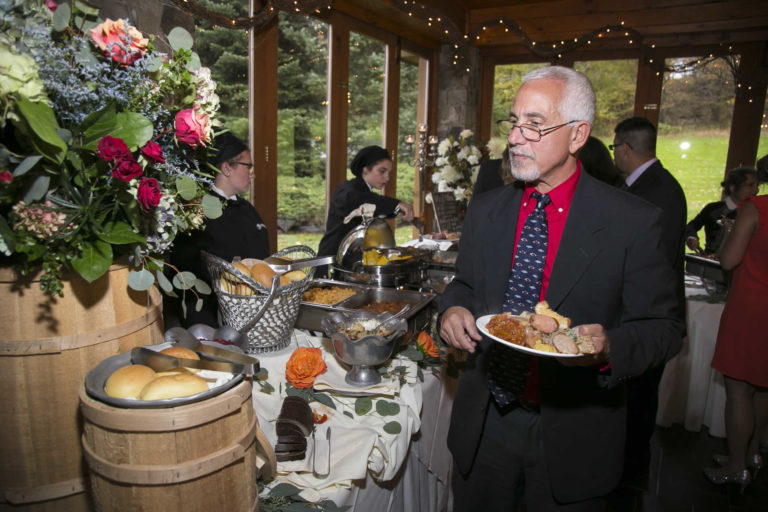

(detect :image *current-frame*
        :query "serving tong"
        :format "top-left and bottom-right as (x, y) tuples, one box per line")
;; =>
(130, 347), (252, 375)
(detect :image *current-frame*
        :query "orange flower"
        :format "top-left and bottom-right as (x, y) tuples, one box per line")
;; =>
(285, 347), (327, 389)
(417, 331), (439, 358)
(90, 19), (148, 66)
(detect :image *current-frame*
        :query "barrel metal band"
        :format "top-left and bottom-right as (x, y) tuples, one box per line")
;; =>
(81, 413), (259, 485)
(0, 302), (162, 355)
(1, 477), (86, 505)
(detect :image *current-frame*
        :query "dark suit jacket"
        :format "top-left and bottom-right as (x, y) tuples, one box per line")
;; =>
(317, 176), (400, 259)
(626, 160), (687, 315)
(473, 158), (504, 196)
(439, 171), (683, 502)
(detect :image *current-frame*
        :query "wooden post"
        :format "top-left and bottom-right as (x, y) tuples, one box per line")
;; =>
(633, 58), (663, 128)
(725, 42), (768, 173)
(325, 15), (351, 220)
(250, 19), (279, 254)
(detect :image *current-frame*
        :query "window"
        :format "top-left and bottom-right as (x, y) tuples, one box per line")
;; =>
(574, 59), (637, 140)
(490, 62), (547, 144)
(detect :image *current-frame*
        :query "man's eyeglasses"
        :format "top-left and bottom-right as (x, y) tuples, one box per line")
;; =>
(496, 120), (578, 142)
(608, 142), (630, 151)
(230, 161), (254, 170)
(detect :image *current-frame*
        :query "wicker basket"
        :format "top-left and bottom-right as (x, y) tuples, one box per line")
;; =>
(202, 246), (316, 353)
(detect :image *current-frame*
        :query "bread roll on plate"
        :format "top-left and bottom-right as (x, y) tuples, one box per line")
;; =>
(159, 346), (199, 360)
(139, 373), (209, 401)
(105, 364), (157, 399)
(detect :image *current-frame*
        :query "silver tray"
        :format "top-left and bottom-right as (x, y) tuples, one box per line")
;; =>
(84, 341), (246, 409)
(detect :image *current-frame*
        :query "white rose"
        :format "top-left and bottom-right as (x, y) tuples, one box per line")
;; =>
(457, 148), (467, 161)
(435, 157), (447, 167)
(467, 154), (479, 165)
(453, 186), (466, 201)
(437, 139), (451, 156)
(425, 192), (433, 204)
(441, 164), (461, 184)
(437, 181), (453, 193)
(459, 129), (473, 140)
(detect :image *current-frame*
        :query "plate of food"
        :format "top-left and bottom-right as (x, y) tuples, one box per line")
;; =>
(476, 301), (597, 358)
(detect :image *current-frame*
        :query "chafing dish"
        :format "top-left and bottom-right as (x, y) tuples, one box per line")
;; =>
(295, 279), (435, 342)
(685, 253), (727, 288)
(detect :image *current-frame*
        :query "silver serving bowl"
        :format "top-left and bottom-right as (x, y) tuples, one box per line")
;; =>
(321, 311), (407, 387)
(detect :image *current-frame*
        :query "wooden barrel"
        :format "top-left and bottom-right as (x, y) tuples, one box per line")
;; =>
(0, 264), (163, 511)
(79, 380), (276, 512)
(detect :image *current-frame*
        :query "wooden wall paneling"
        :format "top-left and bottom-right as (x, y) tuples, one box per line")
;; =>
(725, 42), (768, 173)
(633, 58), (663, 127)
(250, 18), (279, 255)
(325, 14), (351, 218)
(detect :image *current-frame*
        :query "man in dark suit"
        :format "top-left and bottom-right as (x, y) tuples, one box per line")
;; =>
(612, 117), (687, 485)
(439, 66), (683, 510)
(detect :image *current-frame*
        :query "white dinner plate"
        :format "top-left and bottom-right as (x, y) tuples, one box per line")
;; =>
(475, 314), (584, 359)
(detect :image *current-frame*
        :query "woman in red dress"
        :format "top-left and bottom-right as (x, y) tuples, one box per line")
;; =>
(705, 189), (768, 492)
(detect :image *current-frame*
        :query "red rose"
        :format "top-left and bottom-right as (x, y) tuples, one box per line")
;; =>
(0, 171), (12, 184)
(140, 140), (165, 163)
(97, 136), (131, 162)
(45, 0), (57, 11)
(111, 157), (143, 182)
(137, 177), (162, 212)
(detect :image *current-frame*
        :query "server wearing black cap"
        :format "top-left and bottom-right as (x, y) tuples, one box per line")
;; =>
(317, 145), (414, 268)
(164, 132), (269, 328)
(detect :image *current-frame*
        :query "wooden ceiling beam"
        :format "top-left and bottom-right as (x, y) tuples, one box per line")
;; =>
(331, 0), (442, 48)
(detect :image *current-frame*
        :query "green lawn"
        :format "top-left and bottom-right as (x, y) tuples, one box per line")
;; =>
(278, 133), (768, 253)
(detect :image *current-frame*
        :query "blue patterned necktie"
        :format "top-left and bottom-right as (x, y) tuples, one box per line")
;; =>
(488, 191), (551, 406)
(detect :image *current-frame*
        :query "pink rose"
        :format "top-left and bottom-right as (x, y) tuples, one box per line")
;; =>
(45, 0), (57, 12)
(140, 140), (165, 163)
(0, 171), (12, 183)
(175, 108), (211, 149)
(137, 177), (162, 212)
(112, 157), (143, 182)
(90, 19), (148, 67)
(97, 135), (131, 162)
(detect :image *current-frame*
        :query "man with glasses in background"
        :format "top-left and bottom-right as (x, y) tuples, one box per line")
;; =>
(439, 66), (683, 510)
(611, 117), (687, 489)
(164, 132), (269, 328)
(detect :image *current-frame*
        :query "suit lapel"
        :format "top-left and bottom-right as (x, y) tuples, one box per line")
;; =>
(545, 175), (607, 310)
(484, 184), (523, 311)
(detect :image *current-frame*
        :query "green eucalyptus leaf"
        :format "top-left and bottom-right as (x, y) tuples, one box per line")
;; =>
(176, 175), (197, 200)
(72, 240), (112, 283)
(156, 270), (173, 293)
(193, 278), (211, 295)
(195, 296), (203, 312)
(259, 381), (275, 393)
(52, 1), (71, 31)
(186, 51), (201, 71)
(99, 221), (145, 244)
(310, 391), (336, 409)
(172, 271), (197, 290)
(383, 421), (402, 435)
(13, 155), (42, 176)
(81, 18), (100, 33)
(56, 128), (72, 144)
(201, 194), (223, 219)
(16, 100), (67, 164)
(0, 216), (15, 255)
(355, 396), (372, 415)
(343, 410), (354, 419)
(22, 174), (50, 203)
(168, 27), (193, 51)
(268, 483), (302, 498)
(126, 268), (155, 291)
(143, 52), (162, 72)
(73, 0), (99, 15)
(375, 400), (400, 416)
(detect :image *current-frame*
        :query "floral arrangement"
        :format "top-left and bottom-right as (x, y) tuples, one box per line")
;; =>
(285, 347), (327, 389)
(0, 0), (222, 297)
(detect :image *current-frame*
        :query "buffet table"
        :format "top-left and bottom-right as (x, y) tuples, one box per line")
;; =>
(254, 330), (456, 510)
(656, 279), (727, 437)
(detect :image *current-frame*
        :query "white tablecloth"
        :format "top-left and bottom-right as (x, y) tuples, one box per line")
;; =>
(656, 286), (727, 437)
(255, 330), (457, 510)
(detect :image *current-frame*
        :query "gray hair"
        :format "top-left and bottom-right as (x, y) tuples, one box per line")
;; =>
(521, 66), (595, 124)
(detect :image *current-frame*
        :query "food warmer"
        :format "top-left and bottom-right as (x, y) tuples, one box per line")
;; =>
(295, 279), (435, 343)
(330, 216), (433, 289)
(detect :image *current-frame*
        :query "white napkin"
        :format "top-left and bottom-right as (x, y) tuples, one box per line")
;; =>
(401, 237), (454, 251)
(343, 203), (376, 224)
(313, 338), (401, 397)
